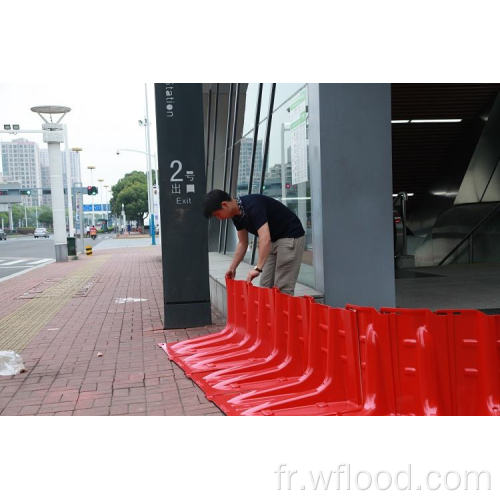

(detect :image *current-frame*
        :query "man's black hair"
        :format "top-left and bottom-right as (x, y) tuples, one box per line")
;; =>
(203, 189), (232, 218)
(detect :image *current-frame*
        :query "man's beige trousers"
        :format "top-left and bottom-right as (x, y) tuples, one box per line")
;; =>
(259, 235), (305, 295)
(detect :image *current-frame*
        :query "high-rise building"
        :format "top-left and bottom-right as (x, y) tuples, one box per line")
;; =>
(0, 139), (41, 206)
(39, 149), (81, 207)
(237, 137), (263, 194)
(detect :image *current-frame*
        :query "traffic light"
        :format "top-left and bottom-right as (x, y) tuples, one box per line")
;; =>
(87, 186), (98, 195)
(20, 189), (31, 196)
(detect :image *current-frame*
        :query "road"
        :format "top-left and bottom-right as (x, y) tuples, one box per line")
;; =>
(0, 234), (105, 281)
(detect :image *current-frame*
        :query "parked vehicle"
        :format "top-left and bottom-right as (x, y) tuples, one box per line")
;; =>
(0, 229), (6, 240)
(34, 227), (49, 239)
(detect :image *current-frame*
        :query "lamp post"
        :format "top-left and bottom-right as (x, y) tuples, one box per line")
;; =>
(71, 147), (84, 245)
(31, 105), (71, 262)
(97, 178), (104, 225)
(63, 125), (75, 236)
(116, 146), (157, 244)
(121, 203), (126, 233)
(138, 83), (156, 245)
(72, 148), (85, 251)
(87, 165), (96, 225)
(103, 184), (109, 228)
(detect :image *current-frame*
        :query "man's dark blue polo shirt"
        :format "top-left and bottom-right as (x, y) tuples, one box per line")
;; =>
(232, 194), (305, 242)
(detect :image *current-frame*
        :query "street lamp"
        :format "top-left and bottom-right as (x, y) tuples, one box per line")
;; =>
(139, 83), (155, 245)
(97, 178), (104, 225)
(103, 184), (109, 227)
(72, 147), (85, 252)
(87, 165), (96, 225)
(31, 105), (71, 262)
(63, 125), (75, 236)
(116, 146), (157, 244)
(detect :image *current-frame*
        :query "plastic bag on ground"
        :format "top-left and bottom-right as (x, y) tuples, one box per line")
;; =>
(0, 351), (26, 376)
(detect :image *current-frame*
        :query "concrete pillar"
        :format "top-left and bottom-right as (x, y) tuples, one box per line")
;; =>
(47, 140), (68, 262)
(8, 204), (13, 231)
(308, 83), (395, 308)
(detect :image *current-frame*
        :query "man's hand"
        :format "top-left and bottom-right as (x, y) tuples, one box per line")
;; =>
(246, 269), (260, 283)
(225, 268), (236, 280)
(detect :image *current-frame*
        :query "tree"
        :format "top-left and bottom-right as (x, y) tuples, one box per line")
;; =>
(38, 206), (53, 227)
(12, 204), (24, 225)
(110, 170), (148, 227)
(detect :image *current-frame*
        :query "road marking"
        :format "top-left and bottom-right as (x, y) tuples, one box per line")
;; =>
(0, 259), (26, 266)
(0, 259), (55, 283)
(29, 258), (52, 265)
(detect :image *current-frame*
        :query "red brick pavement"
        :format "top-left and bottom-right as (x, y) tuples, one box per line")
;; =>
(0, 246), (225, 416)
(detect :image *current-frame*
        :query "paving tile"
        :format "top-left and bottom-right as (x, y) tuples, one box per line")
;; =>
(0, 246), (223, 417)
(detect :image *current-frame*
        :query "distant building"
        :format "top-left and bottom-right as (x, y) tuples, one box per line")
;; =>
(39, 149), (81, 207)
(237, 137), (263, 194)
(0, 138), (41, 206)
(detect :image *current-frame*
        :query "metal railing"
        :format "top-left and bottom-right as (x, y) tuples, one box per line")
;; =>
(438, 202), (500, 265)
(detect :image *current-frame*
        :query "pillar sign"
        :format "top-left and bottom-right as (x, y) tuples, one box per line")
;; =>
(155, 83), (211, 328)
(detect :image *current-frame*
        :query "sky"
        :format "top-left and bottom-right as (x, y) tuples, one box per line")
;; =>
(0, 83), (158, 205)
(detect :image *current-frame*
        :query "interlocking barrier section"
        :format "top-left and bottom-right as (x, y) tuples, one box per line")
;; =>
(159, 279), (500, 416)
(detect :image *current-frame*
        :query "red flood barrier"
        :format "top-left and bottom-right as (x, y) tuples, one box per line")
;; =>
(166, 280), (250, 370)
(193, 289), (308, 397)
(238, 304), (362, 416)
(159, 279), (500, 416)
(436, 310), (500, 416)
(206, 292), (313, 411)
(183, 285), (276, 376)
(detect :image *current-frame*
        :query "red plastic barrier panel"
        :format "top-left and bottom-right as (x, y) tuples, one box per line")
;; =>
(216, 303), (355, 415)
(179, 285), (275, 376)
(167, 280), (251, 370)
(436, 310), (500, 416)
(159, 277), (500, 416)
(210, 293), (313, 413)
(166, 278), (238, 358)
(194, 289), (306, 397)
(380, 307), (453, 415)
(215, 301), (334, 415)
(232, 304), (361, 416)
(342, 305), (397, 415)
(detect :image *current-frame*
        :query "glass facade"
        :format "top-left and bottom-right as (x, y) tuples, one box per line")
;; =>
(204, 83), (315, 288)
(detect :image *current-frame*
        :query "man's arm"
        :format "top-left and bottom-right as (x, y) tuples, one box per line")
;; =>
(246, 223), (271, 283)
(226, 229), (248, 279)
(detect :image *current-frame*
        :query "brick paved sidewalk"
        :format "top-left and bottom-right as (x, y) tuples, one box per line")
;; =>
(0, 247), (225, 416)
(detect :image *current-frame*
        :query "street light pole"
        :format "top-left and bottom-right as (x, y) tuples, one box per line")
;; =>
(116, 145), (157, 244)
(121, 203), (126, 233)
(31, 105), (71, 262)
(98, 178), (104, 225)
(87, 165), (96, 225)
(72, 147), (83, 241)
(8, 204), (13, 230)
(144, 83), (155, 245)
(74, 181), (85, 254)
(63, 125), (75, 236)
(103, 184), (109, 228)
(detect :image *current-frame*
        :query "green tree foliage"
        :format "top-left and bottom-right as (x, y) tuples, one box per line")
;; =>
(11, 204), (24, 223)
(38, 206), (53, 226)
(110, 170), (148, 226)
(0, 205), (53, 228)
